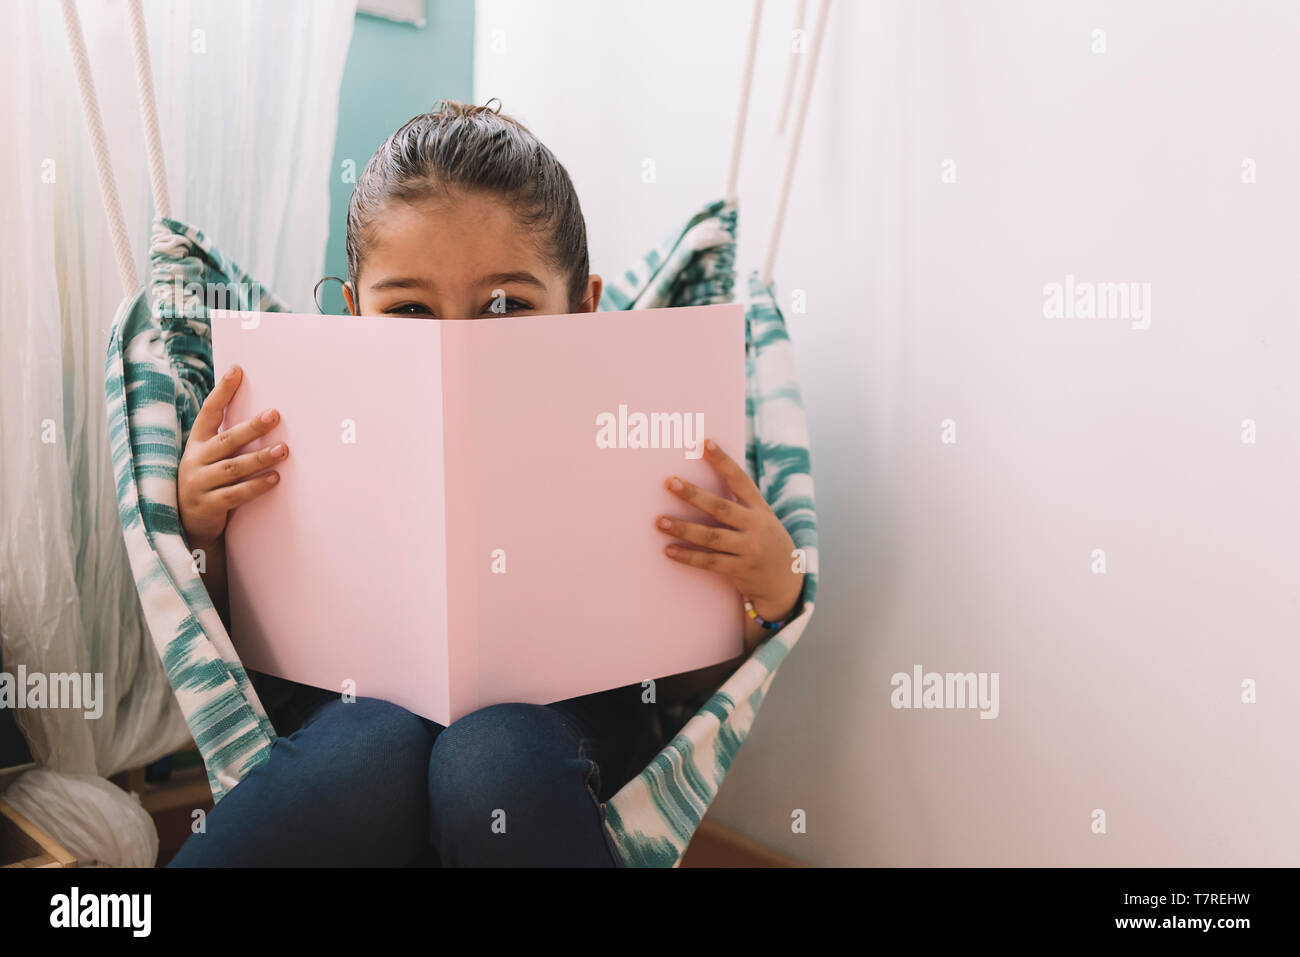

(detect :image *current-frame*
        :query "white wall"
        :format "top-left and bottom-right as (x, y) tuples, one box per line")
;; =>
(476, 0), (1300, 865)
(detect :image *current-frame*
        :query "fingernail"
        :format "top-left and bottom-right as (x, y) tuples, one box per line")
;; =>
(665, 545), (678, 556)
(657, 516), (672, 529)
(705, 438), (717, 451)
(266, 472), (279, 484)
(261, 409), (277, 423)
(225, 365), (240, 379)
(271, 443), (287, 458)
(668, 477), (683, 491)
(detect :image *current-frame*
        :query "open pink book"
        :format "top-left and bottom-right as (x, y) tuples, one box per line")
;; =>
(209, 304), (747, 726)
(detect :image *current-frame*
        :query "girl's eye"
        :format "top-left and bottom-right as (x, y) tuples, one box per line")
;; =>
(382, 298), (531, 318)
(386, 302), (433, 316)
(481, 298), (532, 316)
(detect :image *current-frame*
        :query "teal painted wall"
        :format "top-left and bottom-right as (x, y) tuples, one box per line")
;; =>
(321, 0), (476, 314)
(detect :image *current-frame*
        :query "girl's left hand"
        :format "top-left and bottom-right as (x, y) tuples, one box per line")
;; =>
(656, 438), (805, 637)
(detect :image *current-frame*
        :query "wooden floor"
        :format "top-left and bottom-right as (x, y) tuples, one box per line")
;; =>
(155, 801), (205, 867)
(680, 818), (803, 867)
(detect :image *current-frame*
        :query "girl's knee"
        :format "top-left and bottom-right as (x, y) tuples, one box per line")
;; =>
(307, 697), (436, 789)
(347, 697), (433, 747)
(426, 702), (613, 865)
(169, 697), (435, 866)
(427, 702), (578, 808)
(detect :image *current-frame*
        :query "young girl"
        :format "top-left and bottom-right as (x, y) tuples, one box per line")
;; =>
(169, 100), (804, 867)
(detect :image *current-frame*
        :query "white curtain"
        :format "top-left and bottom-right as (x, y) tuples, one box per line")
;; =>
(0, 0), (356, 866)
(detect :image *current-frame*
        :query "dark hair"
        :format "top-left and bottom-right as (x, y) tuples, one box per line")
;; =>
(345, 98), (591, 310)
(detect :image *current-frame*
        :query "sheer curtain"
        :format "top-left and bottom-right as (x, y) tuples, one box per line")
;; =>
(0, 0), (356, 866)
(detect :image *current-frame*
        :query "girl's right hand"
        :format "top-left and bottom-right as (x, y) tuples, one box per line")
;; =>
(178, 364), (289, 549)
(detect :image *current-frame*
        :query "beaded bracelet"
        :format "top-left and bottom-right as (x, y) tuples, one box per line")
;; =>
(743, 594), (793, 631)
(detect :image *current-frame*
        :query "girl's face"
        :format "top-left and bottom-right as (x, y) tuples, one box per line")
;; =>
(344, 190), (601, 320)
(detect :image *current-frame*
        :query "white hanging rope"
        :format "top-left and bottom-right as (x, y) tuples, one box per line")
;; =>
(759, 0), (830, 288)
(59, 0), (138, 299)
(723, 0), (764, 205)
(775, 0), (806, 136)
(127, 0), (170, 220)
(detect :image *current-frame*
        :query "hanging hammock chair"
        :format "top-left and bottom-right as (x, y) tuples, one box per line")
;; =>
(79, 0), (825, 867)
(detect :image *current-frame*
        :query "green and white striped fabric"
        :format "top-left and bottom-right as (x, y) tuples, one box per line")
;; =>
(107, 219), (289, 801)
(105, 200), (818, 867)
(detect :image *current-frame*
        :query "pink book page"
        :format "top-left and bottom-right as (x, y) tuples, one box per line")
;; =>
(210, 310), (452, 723)
(210, 303), (747, 726)
(442, 303), (747, 714)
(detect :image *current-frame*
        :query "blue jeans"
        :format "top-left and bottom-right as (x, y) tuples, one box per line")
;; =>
(167, 675), (662, 867)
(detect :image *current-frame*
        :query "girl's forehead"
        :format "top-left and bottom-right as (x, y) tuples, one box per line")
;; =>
(368, 195), (551, 279)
